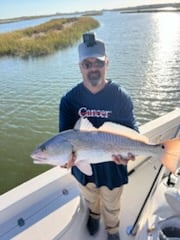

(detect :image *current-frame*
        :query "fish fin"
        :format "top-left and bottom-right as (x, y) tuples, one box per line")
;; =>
(161, 138), (180, 173)
(75, 160), (93, 176)
(98, 122), (149, 143)
(74, 118), (97, 132)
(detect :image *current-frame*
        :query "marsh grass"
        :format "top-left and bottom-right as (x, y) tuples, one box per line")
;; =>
(0, 17), (99, 58)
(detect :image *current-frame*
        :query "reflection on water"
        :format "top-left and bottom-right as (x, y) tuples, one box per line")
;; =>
(132, 12), (180, 123)
(152, 12), (180, 79)
(0, 11), (180, 194)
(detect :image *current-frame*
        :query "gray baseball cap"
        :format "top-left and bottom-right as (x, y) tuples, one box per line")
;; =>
(78, 38), (106, 63)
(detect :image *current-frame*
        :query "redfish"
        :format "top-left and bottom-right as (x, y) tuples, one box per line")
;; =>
(31, 118), (180, 175)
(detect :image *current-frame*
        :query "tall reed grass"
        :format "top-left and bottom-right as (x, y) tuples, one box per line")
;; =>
(0, 17), (99, 58)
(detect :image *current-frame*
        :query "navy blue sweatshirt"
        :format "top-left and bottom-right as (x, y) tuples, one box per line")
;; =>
(59, 80), (138, 189)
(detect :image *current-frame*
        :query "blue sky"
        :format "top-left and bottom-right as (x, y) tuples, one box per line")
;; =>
(0, 0), (180, 19)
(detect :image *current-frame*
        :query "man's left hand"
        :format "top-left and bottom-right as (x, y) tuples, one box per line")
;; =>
(112, 152), (135, 165)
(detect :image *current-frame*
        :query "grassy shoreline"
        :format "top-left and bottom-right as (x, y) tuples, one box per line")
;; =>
(0, 17), (99, 58)
(0, 10), (102, 24)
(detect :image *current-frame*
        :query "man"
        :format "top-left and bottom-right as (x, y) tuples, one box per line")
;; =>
(59, 32), (138, 240)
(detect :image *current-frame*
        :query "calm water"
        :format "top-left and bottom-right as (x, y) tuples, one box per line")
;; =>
(0, 11), (180, 194)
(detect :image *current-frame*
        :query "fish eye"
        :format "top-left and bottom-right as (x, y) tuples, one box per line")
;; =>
(40, 145), (46, 151)
(161, 144), (165, 149)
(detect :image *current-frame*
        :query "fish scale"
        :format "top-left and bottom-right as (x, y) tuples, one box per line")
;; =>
(68, 130), (162, 157)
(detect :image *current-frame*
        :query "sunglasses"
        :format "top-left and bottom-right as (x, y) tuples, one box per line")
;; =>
(81, 60), (105, 70)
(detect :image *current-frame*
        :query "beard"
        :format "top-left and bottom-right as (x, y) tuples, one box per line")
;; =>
(87, 70), (102, 86)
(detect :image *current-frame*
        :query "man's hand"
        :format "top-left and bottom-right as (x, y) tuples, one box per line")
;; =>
(60, 151), (76, 169)
(112, 152), (135, 165)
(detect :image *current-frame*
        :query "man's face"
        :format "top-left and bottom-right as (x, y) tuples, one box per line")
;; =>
(80, 57), (108, 87)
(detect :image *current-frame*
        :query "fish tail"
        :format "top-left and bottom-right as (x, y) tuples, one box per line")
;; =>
(161, 138), (180, 173)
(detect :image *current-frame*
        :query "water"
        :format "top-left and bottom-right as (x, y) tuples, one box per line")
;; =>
(0, 11), (180, 194)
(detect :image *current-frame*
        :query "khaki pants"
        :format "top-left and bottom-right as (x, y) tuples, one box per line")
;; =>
(80, 183), (123, 234)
